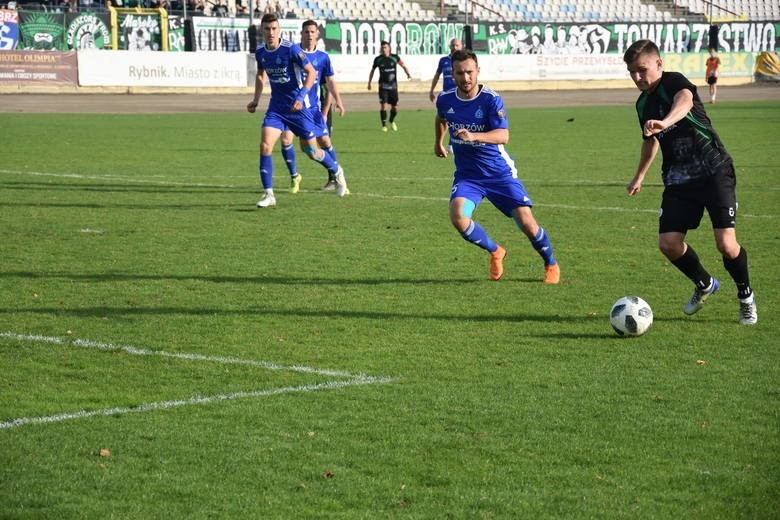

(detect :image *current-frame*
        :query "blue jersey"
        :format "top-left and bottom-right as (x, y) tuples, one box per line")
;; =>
(436, 55), (455, 91)
(436, 85), (517, 180)
(302, 49), (334, 110)
(255, 40), (312, 112)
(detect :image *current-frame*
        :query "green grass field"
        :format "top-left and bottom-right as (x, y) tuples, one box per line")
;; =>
(1, 99), (778, 518)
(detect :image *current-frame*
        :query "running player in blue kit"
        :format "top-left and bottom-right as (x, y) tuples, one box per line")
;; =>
(277, 20), (346, 195)
(247, 13), (348, 208)
(428, 37), (462, 102)
(434, 49), (560, 283)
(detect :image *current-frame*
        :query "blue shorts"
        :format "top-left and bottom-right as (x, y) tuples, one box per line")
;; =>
(451, 176), (533, 217)
(263, 109), (322, 140)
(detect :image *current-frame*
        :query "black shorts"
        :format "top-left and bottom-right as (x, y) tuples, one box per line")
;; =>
(378, 88), (399, 106)
(659, 166), (737, 233)
(707, 75), (718, 85)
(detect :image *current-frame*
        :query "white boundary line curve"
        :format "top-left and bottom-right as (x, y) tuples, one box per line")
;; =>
(0, 332), (393, 430)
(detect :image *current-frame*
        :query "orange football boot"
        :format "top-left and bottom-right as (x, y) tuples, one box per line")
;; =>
(490, 245), (507, 281)
(544, 263), (560, 284)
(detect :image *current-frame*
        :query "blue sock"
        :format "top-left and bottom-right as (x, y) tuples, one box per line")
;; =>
(259, 155), (273, 190)
(325, 145), (338, 164)
(460, 221), (497, 252)
(529, 227), (556, 265)
(281, 144), (298, 176)
(313, 149), (338, 174)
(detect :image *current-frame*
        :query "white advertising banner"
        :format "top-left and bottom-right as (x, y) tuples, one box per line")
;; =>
(78, 49), (250, 87)
(330, 54), (626, 82)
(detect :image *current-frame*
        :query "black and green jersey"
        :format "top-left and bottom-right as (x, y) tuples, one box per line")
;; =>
(372, 53), (403, 90)
(635, 71), (732, 186)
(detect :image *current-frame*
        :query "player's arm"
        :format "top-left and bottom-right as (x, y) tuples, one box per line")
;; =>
(642, 88), (693, 136)
(627, 137), (659, 196)
(429, 71), (441, 102)
(399, 59), (412, 79)
(324, 75), (344, 116)
(367, 64), (376, 90)
(321, 87), (333, 120)
(453, 127), (509, 145)
(247, 68), (265, 113)
(292, 62), (317, 113)
(434, 114), (449, 158)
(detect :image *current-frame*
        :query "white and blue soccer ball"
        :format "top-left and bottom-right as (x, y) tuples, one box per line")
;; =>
(610, 296), (653, 337)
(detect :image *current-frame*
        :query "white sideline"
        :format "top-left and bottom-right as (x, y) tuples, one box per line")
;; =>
(0, 332), (393, 430)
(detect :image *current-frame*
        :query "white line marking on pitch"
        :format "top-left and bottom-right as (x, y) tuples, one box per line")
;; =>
(0, 332), (393, 430)
(2, 169), (776, 218)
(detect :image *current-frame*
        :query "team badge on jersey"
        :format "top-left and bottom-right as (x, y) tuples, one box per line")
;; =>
(498, 109), (505, 119)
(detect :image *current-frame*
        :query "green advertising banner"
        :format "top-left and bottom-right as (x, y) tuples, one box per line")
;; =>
(323, 20), (779, 55)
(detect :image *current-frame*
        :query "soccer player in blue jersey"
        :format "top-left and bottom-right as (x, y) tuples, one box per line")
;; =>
(623, 40), (756, 324)
(428, 37), (462, 102)
(247, 14), (348, 208)
(434, 49), (560, 283)
(277, 20), (346, 194)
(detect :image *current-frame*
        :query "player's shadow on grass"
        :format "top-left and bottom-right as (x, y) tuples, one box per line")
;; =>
(1, 304), (587, 324)
(3, 270), (511, 287)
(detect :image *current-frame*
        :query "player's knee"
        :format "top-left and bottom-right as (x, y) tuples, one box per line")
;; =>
(451, 216), (470, 233)
(716, 238), (740, 259)
(658, 238), (682, 259)
(302, 144), (318, 159)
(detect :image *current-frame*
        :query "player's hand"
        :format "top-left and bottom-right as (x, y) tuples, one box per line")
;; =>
(434, 143), (448, 158)
(429, 92), (436, 102)
(453, 128), (476, 142)
(643, 119), (667, 137)
(334, 101), (345, 117)
(247, 100), (258, 113)
(627, 179), (642, 196)
(367, 83), (372, 91)
(291, 100), (303, 113)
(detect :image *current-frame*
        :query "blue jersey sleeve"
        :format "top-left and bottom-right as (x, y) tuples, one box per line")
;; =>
(487, 93), (509, 131)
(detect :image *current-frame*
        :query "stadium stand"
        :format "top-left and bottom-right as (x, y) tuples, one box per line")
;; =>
(275, 0), (778, 23)
(11, 0), (778, 21)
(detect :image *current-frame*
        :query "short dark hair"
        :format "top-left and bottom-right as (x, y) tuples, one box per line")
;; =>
(451, 49), (478, 66)
(380, 40), (390, 46)
(302, 19), (317, 30)
(261, 13), (278, 25)
(623, 39), (660, 64)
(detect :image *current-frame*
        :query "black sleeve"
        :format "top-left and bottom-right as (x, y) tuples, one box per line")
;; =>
(663, 71), (697, 99)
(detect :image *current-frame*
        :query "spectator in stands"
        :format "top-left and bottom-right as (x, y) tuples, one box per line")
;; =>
(367, 41), (412, 132)
(234, 0), (248, 15)
(247, 13), (348, 208)
(193, 0), (205, 13)
(705, 48), (721, 104)
(434, 49), (560, 284)
(622, 39), (757, 325)
(263, 0), (280, 15)
(212, 0), (228, 16)
(429, 37), (462, 102)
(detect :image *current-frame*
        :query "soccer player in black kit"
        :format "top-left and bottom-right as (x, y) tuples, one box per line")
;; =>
(367, 41), (412, 132)
(623, 39), (757, 324)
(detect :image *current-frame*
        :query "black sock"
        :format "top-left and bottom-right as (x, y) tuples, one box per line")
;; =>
(671, 245), (712, 289)
(723, 247), (752, 299)
(380, 110), (387, 126)
(389, 109), (397, 123)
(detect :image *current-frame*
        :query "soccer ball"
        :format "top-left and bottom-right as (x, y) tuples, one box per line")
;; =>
(610, 296), (653, 337)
